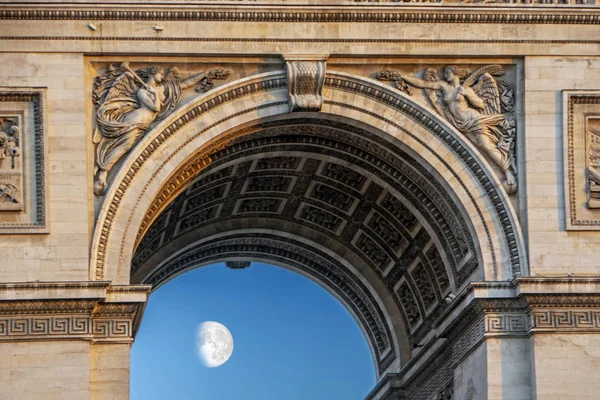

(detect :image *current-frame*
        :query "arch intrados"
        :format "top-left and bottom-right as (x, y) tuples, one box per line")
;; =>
(138, 227), (409, 375)
(131, 126), (476, 293)
(91, 70), (526, 286)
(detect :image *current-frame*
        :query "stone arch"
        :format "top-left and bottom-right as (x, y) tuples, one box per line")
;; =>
(90, 70), (527, 375)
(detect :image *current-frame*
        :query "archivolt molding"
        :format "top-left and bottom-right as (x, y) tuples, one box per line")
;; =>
(91, 72), (287, 281)
(91, 70), (526, 291)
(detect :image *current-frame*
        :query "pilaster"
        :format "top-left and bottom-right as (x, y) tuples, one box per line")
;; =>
(367, 278), (600, 400)
(0, 282), (150, 400)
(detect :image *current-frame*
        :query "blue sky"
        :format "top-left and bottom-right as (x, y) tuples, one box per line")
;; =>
(131, 263), (376, 400)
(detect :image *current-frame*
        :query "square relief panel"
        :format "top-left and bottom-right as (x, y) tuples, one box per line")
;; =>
(0, 89), (48, 233)
(563, 90), (600, 230)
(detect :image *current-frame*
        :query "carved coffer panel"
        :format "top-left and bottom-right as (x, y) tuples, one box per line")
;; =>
(563, 90), (600, 230)
(0, 89), (48, 233)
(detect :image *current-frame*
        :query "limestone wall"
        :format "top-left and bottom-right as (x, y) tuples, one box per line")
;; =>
(0, 341), (90, 400)
(530, 334), (600, 400)
(0, 53), (89, 283)
(525, 56), (600, 276)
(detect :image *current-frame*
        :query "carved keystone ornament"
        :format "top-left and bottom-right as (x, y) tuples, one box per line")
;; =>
(284, 55), (328, 113)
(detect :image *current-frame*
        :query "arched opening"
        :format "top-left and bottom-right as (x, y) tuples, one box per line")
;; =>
(131, 262), (377, 399)
(91, 70), (527, 389)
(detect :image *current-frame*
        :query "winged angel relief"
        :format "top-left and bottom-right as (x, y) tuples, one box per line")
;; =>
(92, 63), (230, 195)
(378, 65), (517, 194)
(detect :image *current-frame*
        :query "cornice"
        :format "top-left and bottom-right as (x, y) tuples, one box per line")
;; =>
(0, 299), (98, 315)
(2, 37), (600, 45)
(0, 281), (110, 291)
(0, 6), (599, 24)
(0, 287), (149, 342)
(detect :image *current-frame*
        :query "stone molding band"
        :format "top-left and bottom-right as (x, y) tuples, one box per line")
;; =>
(1, 9), (599, 25)
(2, 37), (600, 46)
(0, 282), (150, 343)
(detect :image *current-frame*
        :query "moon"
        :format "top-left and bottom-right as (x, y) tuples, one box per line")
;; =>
(197, 321), (234, 368)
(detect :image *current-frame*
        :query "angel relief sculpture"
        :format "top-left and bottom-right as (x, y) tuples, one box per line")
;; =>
(378, 65), (518, 194)
(92, 62), (230, 195)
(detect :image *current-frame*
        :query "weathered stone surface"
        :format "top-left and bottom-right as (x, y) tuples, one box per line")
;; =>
(0, 2), (600, 399)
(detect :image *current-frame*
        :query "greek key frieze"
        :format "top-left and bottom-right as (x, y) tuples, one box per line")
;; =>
(0, 316), (90, 338)
(485, 313), (528, 335)
(530, 310), (600, 331)
(92, 319), (132, 339)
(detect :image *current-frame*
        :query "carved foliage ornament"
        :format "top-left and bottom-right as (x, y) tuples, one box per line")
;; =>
(377, 64), (518, 195)
(92, 62), (231, 196)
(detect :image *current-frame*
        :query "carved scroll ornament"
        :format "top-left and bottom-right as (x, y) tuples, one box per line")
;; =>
(377, 65), (518, 195)
(92, 63), (231, 196)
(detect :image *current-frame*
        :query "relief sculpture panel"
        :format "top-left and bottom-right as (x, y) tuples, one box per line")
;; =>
(92, 62), (231, 195)
(377, 64), (518, 195)
(0, 116), (22, 211)
(563, 91), (600, 230)
(0, 90), (48, 233)
(586, 118), (600, 208)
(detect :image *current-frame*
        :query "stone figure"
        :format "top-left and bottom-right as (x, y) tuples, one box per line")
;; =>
(0, 118), (20, 169)
(587, 126), (600, 205)
(92, 62), (230, 195)
(378, 65), (517, 194)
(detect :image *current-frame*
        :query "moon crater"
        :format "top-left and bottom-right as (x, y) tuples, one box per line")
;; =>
(197, 321), (234, 368)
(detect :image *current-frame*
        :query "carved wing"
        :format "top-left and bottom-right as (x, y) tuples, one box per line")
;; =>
(462, 64), (504, 115)
(92, 66), (140, 108)
(470, 73), (501, 115)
